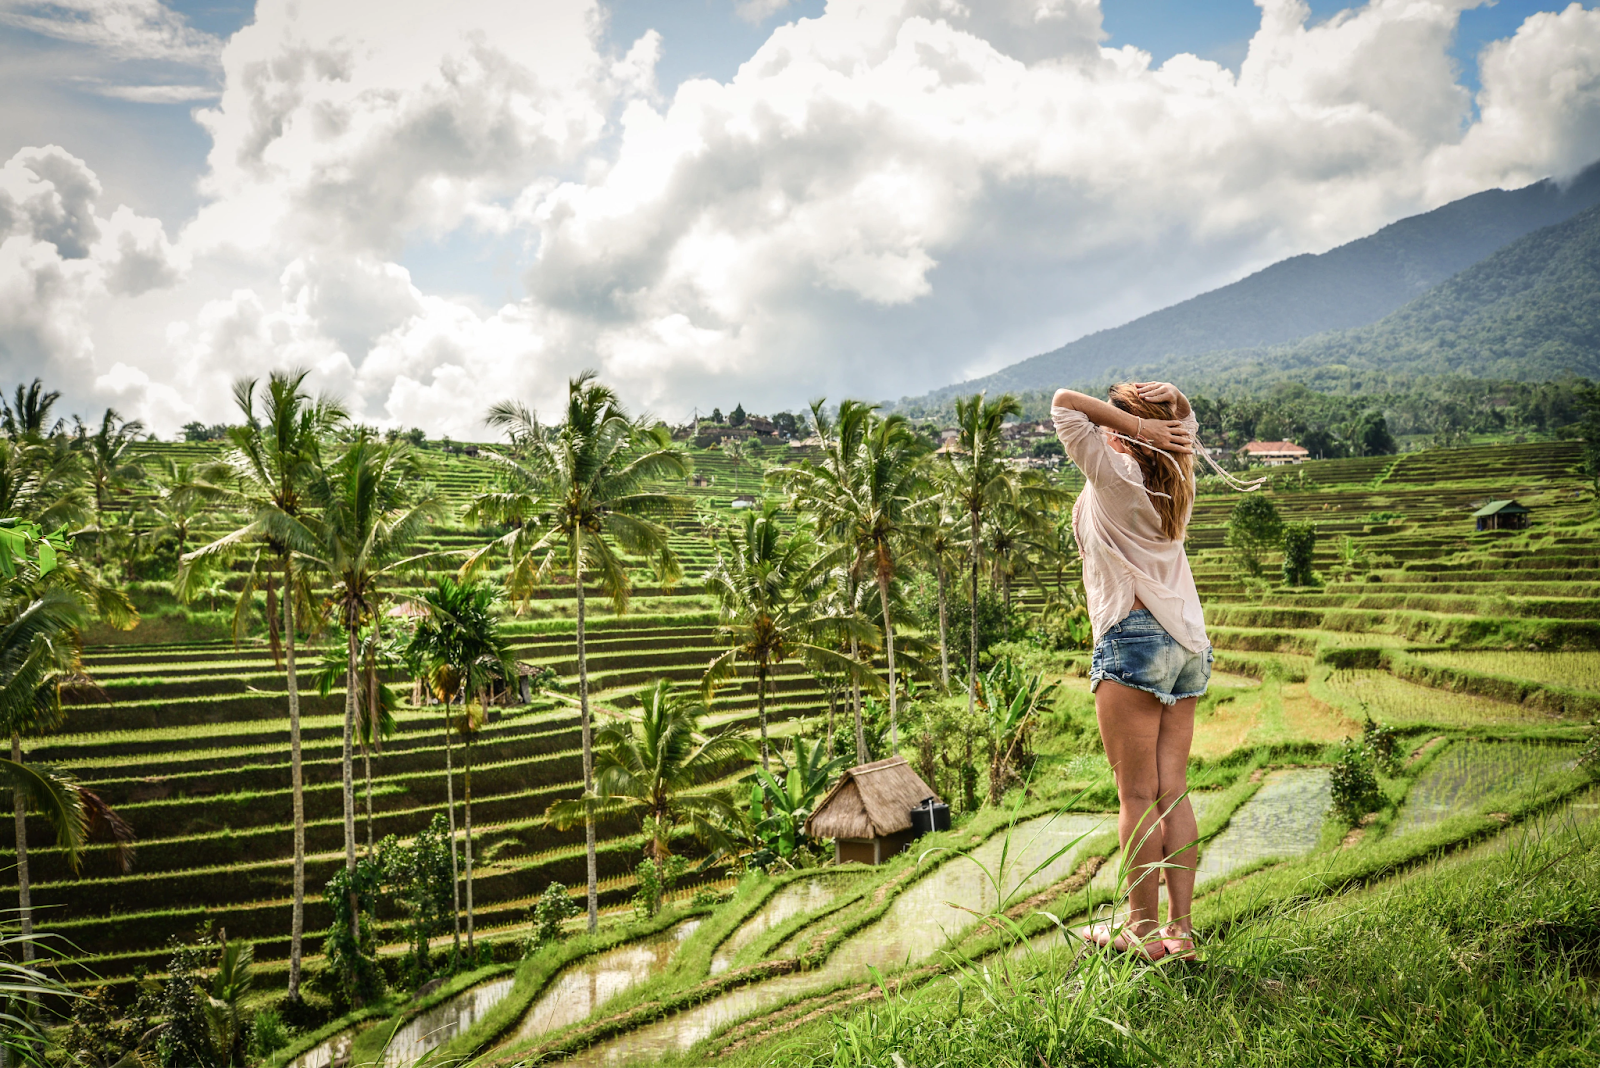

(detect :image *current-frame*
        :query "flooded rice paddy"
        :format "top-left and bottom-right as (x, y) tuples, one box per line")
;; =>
(1391, 741), (1575, 838)
(710, 877), (841, 975)
(508, 919), (702, 1044)
(1195, 769), (1331, 887)
(560, 813), (1106, 1065)
(380, 975), (516, 1067)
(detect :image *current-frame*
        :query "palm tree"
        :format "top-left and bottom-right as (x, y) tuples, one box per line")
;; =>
(148, 457), (233, 559)
(549, 679), (749, 863)
(1, 380), (65, 441)
(176, 370), (346, 1003)
(774, 400), (925, 753)
(405, 576), (513, 955)
(297, 436), (438, 945)
(702, 501), (869, 769)
(466, 370), (688, 933)
(911, 498), (963, 690)
(82, 408), (148, 529)
(938, 393), (1026, 712)
(312, 621), (399, 857)
(2, 576), (133, 962)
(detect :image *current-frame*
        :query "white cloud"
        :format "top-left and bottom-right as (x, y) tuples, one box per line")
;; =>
(91, 81), (219, 103)
(0, 0), (220, 65)
(12, 0), (1600, 437)
(0, 145), (186, 397)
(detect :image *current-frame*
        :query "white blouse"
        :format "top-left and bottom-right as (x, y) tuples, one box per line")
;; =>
(1051, 405), (1209, 654)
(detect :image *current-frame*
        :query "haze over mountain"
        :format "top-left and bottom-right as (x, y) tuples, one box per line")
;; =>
(909, 161), (1600, 405)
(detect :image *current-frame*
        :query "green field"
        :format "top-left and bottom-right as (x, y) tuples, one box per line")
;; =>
(9, 435), (1599, 1068)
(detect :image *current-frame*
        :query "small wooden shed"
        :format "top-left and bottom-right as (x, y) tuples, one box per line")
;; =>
(1473, 499), (1531, 532)
(805, 756), (940, 865)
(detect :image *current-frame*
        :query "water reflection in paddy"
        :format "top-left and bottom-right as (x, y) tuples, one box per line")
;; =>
(1195, 769), (1330, 887)
(383, 975), (515, 1067)
(711, 878), (840, 975)
(564, 813), (1105, 1066)
(511, 919), (701, 1044)
(287, 1027), (361, 1068)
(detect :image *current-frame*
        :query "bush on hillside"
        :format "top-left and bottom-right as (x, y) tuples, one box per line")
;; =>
(1361, 713), (1401, 775)
(1329, 739), (1384, 826)
(1227, 495), (1283, 577)
(526, 881), (581, 953)
(1579, 721), (1600, 779)
(1281, 521), (1318, 586)
(633, 855), (688, 919)
(317, 860), (385, 1011)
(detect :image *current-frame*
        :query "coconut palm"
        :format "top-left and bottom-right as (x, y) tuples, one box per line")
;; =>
(0, 437), (90, 534)
(296, 436), (439, 944)
(702, 501), (871, 770)
(549, 679), (749, 863)
(466, 370), (688, 932)
(405, 576), (514, 955)
(773, 400), (926, 754)
(82, 408), (148, 529)
(147, 456), (233, 559)
(312, 621), (400, 856)
(910, 496), (964, 690)
(937, 393), (1046, 711)
(1, 380), (65, 441)
(2, 577), (133, 962)
(175, 369), (346, 1002)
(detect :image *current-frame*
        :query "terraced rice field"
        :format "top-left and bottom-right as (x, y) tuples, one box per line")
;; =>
(10, 436), (1600, 1067)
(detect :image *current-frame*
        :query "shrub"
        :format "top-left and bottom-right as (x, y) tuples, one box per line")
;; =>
(247, 1008), (295, 1060)
(1579, 721), (1600, 779)
(1329, 739), (1383, 826)
(1361, 713), (1400, 774)
(633, 854), (688, 919)
(1281, 521), (1318, 586)
(1227, 495), (1282, 577)
(318, 859), (385, 1010)
(154, 942), (211, 1068)
(525, 881), (580, 954)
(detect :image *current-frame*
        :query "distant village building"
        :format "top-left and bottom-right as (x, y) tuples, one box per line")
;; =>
(1472, 499), (1531, 532)
(805, 756), (942, 865)
(789, 434), (824, 449)
(1241, 440), (1309, 466)
(688, 473), (714, 488)
(731, 494), (758, 510)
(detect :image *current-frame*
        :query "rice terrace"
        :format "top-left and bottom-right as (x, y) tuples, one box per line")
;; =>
(8, 2), (1600, 1066)
(2, 369), (1598, 1068)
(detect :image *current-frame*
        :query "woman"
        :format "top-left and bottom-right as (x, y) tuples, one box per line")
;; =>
(1052, 380), (1206, 961)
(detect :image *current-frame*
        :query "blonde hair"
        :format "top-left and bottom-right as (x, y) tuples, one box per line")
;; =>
(1108, 382), (1194, 540)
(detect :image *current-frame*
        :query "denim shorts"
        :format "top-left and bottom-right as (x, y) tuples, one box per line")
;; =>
(1090, 609), (1213, 706)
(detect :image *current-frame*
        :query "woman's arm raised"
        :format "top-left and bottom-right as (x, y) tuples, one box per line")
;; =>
(1052, 388), (1193, 454)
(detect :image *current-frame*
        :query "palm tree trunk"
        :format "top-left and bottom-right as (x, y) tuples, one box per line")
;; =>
(937, 560), (950, 690)
(968, 508), (981, 714)
(284, 557), (306, 1002)
(757, 664), (769, 770)
(362, 742), (374, 859)
(575, 537), (598, 934)
(342, 623), (359, 942)
(850, 634), (865, 764)
(826, 688), (836, 759)
(877, 572), (898, 754)
(11, 734), (31, 963)
(445, 689), (462, 955)
(464, 729), (475, 954)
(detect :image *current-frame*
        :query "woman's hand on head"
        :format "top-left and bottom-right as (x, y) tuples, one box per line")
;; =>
(1140, 418), (1193, 454)
(1134, 382), (1180, 406)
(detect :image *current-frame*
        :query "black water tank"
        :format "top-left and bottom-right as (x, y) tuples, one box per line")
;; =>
(909, 798), (951, 837)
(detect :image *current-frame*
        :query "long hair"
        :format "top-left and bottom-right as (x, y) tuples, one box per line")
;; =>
(1108, 383), (1194, 540)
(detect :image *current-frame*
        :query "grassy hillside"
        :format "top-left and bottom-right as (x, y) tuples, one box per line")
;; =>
(905, 161), (1600, 405)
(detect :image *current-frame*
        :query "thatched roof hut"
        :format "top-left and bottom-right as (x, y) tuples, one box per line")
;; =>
(806, 756), (940, 865)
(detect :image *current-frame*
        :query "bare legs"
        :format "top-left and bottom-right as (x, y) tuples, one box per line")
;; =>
(1094, 679), (1198, 944)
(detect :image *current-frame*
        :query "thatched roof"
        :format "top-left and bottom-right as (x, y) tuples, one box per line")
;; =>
(805, 757), (939, 840)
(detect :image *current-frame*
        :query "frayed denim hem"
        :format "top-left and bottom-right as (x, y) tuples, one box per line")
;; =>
(1090, 671), (1206, 706)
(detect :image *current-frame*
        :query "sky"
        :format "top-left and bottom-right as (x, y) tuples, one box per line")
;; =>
(1, 0), (1597, 437)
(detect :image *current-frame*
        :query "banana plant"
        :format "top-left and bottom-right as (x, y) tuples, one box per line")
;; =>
(978, 656), (1059, 805)
(746, 736), (848, 864)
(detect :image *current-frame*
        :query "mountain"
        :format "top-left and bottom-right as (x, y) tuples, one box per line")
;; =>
(1149, 200), (1600, 391)
(909, 161), (1600, 404)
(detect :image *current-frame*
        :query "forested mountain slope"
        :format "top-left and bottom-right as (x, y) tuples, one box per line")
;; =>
(908, 161), (1600, 403)
(1148, 200), (1600, 391)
